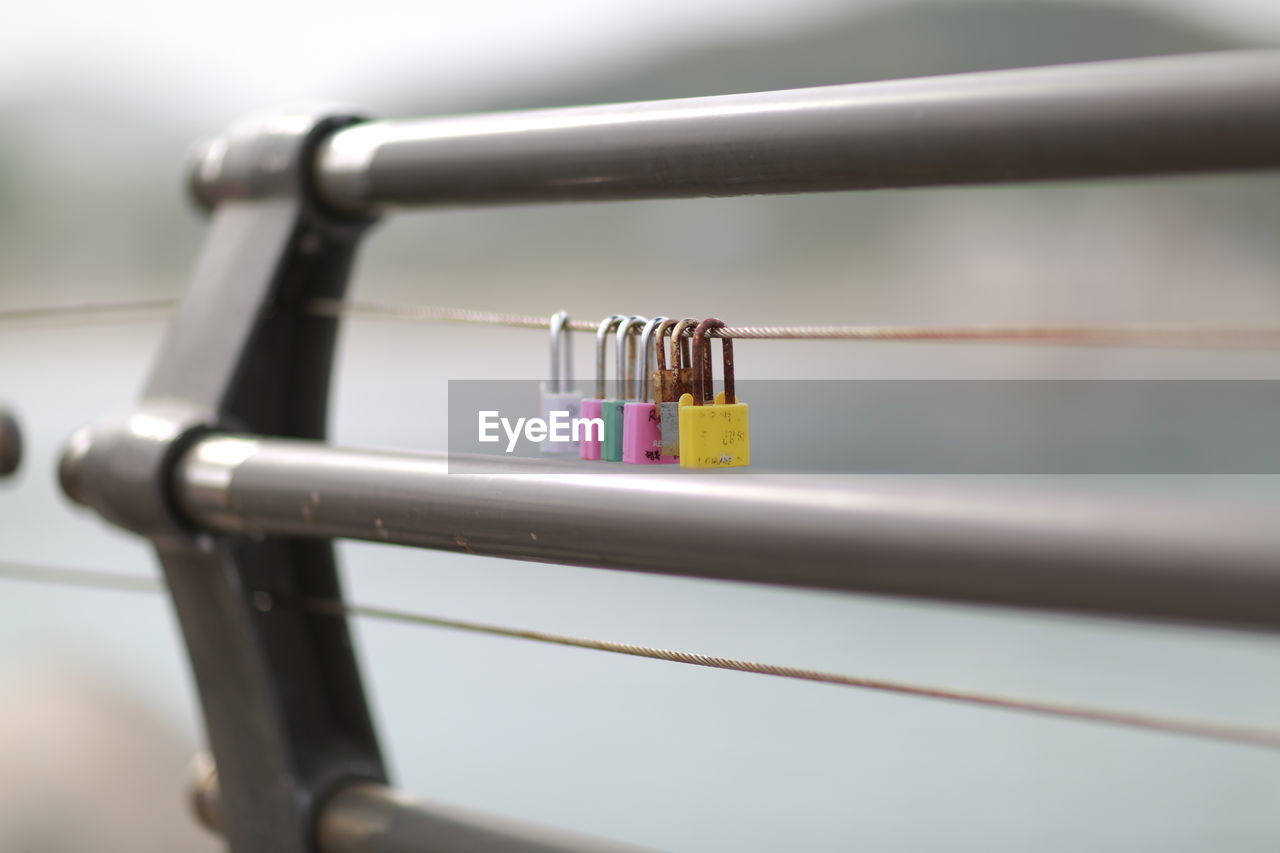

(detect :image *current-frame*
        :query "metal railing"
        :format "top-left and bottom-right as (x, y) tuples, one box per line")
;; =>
(55, 50), (1280, 852)
(307, 51), (1280, 211)
(178, 435), (1280, 631)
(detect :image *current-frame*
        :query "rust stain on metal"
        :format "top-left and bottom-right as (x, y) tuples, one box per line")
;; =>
(689, 318), (734, 405)
(652, 318), (693, 403)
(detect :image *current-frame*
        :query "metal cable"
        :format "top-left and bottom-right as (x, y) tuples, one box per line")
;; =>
(304, 598), (1280, 751)
(0, 560), (162, 593)
(0, 299), (177, 327)
(318, 299), (1280, 348)
(3, 559), (1280, 751)
(7, 296), (1280, 349)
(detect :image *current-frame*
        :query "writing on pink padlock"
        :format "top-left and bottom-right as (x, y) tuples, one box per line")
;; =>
(623, 316), (677, 465)
(579, 315), (625, 461)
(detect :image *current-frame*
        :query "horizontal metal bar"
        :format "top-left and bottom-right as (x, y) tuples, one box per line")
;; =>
(191, 763), (653, 852)
(318, 784), (655, 853)
(178, 435), (1280, 631)
(316, 51), (1280, 213)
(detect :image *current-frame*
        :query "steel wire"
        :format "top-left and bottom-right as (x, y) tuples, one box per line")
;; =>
(7, 297), (1280, 349)
(5, 560), (1273, 752)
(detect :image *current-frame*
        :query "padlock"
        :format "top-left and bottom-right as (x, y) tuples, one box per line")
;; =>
(655, 317), (697, 457)
(651, 317), (695, 405)
(539, 310), (581, 455)
(622, 316), (678, 465)
(602, 315), (646, 462)
(678, 317), (750, 469)
(579, 315), (625, 461)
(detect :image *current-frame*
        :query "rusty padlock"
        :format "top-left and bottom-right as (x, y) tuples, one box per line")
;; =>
(677, 318), (750, 469)
(622, 316), (677, 465)
(654, 317), (697, 457)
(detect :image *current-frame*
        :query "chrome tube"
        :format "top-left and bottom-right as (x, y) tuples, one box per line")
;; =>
(190, 765), (654, 853)
(177, 434), (1280, 630)
(316, 51), (1280, 214)
(318, 784), (655, 853)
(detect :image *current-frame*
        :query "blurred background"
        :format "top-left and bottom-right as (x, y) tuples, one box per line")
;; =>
(4, 0), (1280, 850)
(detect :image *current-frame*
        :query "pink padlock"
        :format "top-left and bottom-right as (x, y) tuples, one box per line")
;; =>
(579, 315), (625, 461)
(623, 316), (678, 465)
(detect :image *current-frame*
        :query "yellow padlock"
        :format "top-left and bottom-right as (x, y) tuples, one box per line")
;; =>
(678, 317), (750, 469)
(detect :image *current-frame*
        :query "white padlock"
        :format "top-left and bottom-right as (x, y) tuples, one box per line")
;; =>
(540, 310), (582, 454)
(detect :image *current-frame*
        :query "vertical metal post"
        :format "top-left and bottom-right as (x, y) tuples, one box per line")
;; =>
(61, 109), (386, 850)
(0, 408), (20, 476)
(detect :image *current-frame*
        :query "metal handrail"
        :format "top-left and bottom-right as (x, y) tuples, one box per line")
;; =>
(178, 434), (1280, 631)
(61, 50), (1280, 852)
(191, 768), (655, 853)
(308, 51), (1280, 213)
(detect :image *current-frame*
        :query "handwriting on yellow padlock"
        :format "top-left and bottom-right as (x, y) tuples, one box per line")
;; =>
(678, 391), (749, 468)
(677, 318), (750, 469)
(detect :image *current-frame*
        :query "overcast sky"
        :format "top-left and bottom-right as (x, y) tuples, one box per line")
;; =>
(3, 0), (1279, 119)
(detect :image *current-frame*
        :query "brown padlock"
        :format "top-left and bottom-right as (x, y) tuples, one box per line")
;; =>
(653, 317), (697, 456)
(652, 317), (696, 403)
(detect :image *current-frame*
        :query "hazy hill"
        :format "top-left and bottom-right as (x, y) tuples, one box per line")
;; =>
(394, 1), (1252, 113)
(359, 0), (1279, 313)
(2, 0), (1275, 312)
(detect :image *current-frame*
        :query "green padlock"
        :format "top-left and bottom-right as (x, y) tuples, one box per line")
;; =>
(603, 315), (646, 461)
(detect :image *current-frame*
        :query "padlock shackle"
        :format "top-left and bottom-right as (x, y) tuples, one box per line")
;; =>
(549, 310), (573, 393)
(691, 318), (735, 406)
(639, 316), (670, 403)
(594, 315), (627, 398)
(653, 318), (681, 373)
(670, 317), (698, 372)
(614, 316), (647, 400)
